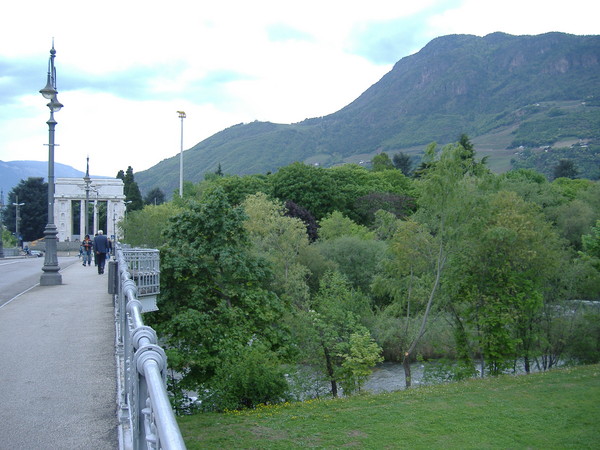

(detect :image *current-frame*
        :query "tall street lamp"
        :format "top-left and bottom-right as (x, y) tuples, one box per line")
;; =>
(177, 111), (186, 197)
(83, 156), (92, 236)
(12, 196), (25, 248)
(0, 189), (4, 258)
(39, 41), (63, 286)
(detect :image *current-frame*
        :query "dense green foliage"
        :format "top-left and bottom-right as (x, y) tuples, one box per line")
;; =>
(129, 134), (599, 412)
(136, 33), (600, 196)
(149, 187), (291, 411)
(2, 177), (48, 242)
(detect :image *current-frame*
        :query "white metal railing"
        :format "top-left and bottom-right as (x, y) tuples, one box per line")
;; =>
(112, 244), (186, 450)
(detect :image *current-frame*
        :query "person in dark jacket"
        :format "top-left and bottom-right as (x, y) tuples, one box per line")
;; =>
(93, 230), (110, 274)
(81, 234), (93, 266)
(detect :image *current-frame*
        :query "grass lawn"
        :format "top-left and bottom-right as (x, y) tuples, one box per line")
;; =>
(177, 364), (600, 449)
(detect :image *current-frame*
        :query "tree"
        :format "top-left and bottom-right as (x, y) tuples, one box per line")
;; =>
(388, 141), (484, 385)
(271, 162), (338, 220)
(242, 193), (311, 308)
(353, 192), (415, 226)
(412, 142), (438, 178)
(450, 191), (562, 375)
(582, 220), (600, 261)
(144, 187), (166, 206)
(553, 159), (579, 179)
(152, 187), (288, 395)
(371, 152), (395, 172)
(318, 211), (373, 241)
(120, 202), (182, 247)
(117, 166), (143, 211)
(196, 174), (271, 206)
(298, 271), (381, 397)
(316, 235), (387, 294)
(284, 200), (319, 242)
(372, 218), (447, 386)
(393, 152), (413, 176)
(4, 177), (48, 242)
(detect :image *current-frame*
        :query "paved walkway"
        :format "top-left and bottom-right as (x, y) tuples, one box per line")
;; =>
(0, 259), (117, 449)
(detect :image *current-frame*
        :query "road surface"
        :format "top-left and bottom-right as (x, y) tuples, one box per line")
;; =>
(0, 256), (79, 308)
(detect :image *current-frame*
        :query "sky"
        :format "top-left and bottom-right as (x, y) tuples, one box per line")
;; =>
(1, 0), (598, 178)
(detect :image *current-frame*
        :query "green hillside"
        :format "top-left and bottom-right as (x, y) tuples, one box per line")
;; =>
(136, 32), (600, 196)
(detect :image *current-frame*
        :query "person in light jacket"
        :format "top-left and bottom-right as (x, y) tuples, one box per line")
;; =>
(93, 230), (110, 275)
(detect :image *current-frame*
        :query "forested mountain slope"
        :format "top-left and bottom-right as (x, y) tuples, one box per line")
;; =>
(136, 32), (600, 196)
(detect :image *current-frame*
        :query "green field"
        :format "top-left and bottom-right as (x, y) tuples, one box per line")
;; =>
(178, 364), (600, 449)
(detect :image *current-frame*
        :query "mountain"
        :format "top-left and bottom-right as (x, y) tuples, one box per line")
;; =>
(0, 160), (85, 201)
(136, 32), (600, 196)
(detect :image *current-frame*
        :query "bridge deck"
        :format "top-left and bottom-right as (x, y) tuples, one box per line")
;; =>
(0, 259), (117, 449)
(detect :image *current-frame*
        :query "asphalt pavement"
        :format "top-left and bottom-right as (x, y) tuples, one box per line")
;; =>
(0, 258), (118, 449)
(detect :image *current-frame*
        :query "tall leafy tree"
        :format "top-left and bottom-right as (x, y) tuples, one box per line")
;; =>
(450, 191), (562, 375)
(388, 141), (484, 385)
(117, 166), (143, 211)
(153, 187), (288, 394)
(4, 177), (48, 242)
(242, 193), (311, 308)
(296, 271), (381, 397)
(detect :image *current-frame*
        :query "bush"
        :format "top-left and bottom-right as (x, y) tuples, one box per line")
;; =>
(566, 309), (600, 364)
(204, 344), (290, 411)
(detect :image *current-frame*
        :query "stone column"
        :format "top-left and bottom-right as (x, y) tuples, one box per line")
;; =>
(93, 200), (98, 233)
(79, 200), (85, 238)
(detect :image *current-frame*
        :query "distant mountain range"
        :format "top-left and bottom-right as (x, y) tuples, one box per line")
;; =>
(135, 32), (599, 197)
(0, 160), (85, 201)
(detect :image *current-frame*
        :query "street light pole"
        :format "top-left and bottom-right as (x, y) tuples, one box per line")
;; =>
(40, 41), (63, 286)
(0, 189), (4, 258)
(177, 111), (186, 197)
(12, 196), (25, 248)
(83, 156), (91, 237)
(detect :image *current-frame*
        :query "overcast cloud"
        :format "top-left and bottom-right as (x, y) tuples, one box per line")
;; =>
(0, 0), (598, 177)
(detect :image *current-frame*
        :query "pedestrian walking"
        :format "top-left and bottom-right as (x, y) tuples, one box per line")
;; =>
(81, 234), (93, 266)
(93, 230), (110, 275)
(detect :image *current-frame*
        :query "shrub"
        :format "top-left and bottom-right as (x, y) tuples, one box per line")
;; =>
(204, 344), (290, 411)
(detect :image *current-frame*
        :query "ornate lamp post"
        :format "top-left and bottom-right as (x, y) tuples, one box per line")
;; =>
(83, 156), (91, 236)
(39, 42), (63, 285)
(177, 111), (186, 197)
(12, 196), (25, 248)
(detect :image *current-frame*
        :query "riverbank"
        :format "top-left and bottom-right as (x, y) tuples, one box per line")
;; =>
(177, 363), (600, 448)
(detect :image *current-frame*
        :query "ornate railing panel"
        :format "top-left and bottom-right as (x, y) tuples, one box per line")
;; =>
(112, 245), (185, 450)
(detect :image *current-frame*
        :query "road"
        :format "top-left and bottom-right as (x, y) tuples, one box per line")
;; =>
(0, 256), (80, 308)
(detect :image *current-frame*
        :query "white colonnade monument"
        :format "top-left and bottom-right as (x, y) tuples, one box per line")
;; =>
(54, 177), (126, 242)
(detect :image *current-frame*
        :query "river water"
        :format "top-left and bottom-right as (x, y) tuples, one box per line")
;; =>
(363, 362), (427, 393)
(362, 358), (561, 394)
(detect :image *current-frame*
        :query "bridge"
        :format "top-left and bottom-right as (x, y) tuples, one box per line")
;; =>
(0, 247), (185, 449)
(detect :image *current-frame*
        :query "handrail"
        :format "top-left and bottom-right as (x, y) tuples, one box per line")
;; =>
(113, 244), (186, 450)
